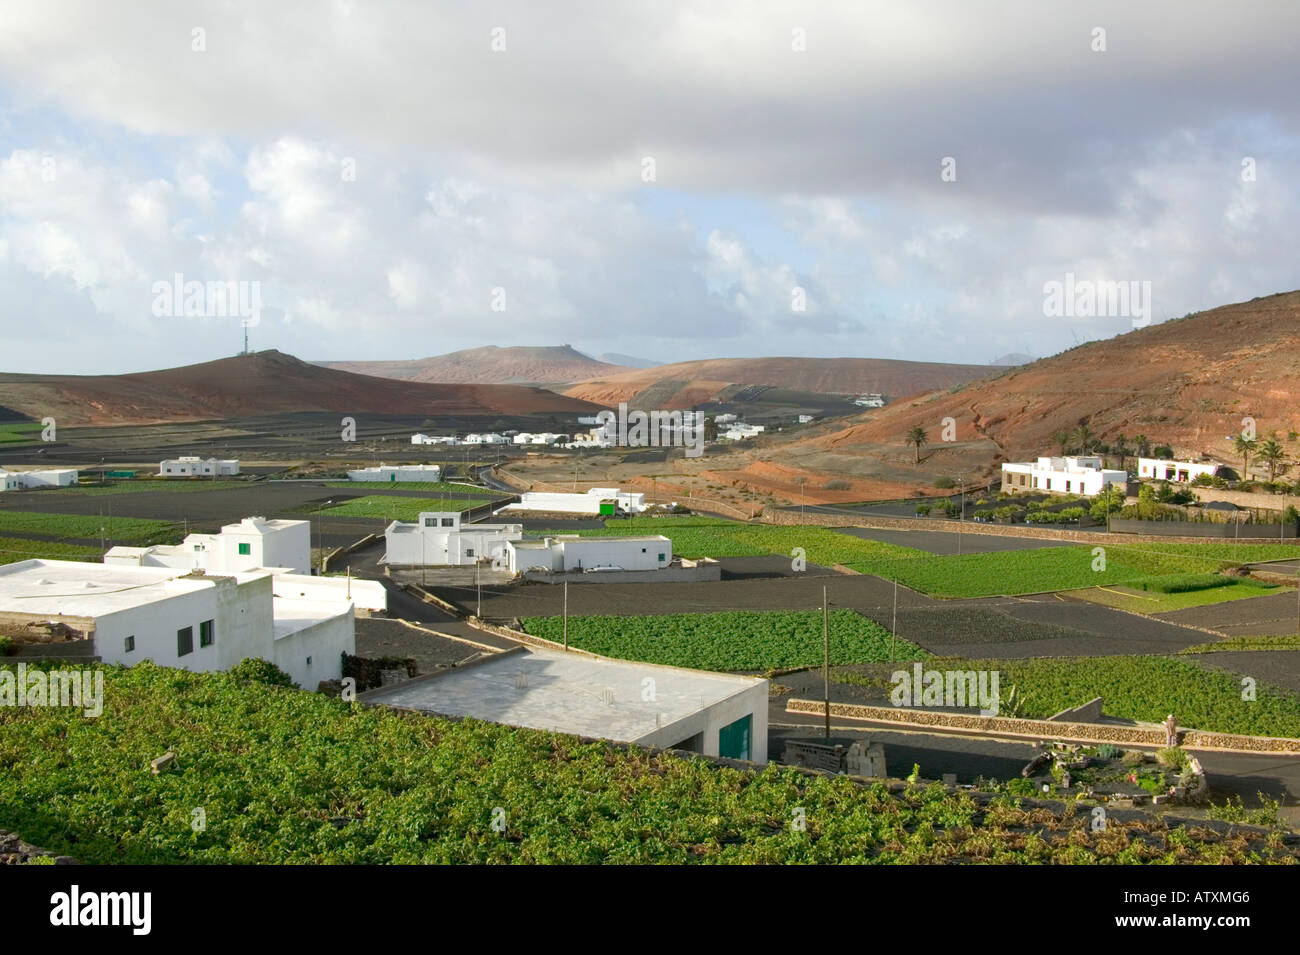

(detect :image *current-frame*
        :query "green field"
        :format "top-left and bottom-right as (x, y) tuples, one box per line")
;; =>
(1068, 578), (1283, 614)
(837, 655), (1300, 738)
(2, 661), (1289, 864)
(314, 495), (494, 520)
(324, 481), (498, 495)
(1181, 634), (1300, 654)
(521, 609), (928, 672)
(53, 480), (247, 496)
(0, 538), (107, 565)
(0, 511), (176, 545)
(0, 421), (41, 444)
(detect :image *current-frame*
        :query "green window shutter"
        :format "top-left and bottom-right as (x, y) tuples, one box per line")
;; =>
(718, 715), (751, 761)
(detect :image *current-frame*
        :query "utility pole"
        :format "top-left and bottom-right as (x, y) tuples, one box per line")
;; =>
(563, 581), (569, 650)
(476, 559), (481, 618)
(957, 477), (964, 556)
(891, 576), (898, 661)
(822, 585), (830, 739)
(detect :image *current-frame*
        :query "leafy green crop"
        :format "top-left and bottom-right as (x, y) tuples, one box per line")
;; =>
(0, 510), (176, 544)
(522, 609), (927, 671)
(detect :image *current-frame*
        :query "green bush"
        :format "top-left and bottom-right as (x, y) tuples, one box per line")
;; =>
(1094, 743), (1121, 760)
(934, 476), (955, 489)
(1156, 747), (1190, 771)
(1134, 574), (1231, 594)
(0, 636), (14, 657)
(914, 504), (932, 516)
(228, 658), (295, 688)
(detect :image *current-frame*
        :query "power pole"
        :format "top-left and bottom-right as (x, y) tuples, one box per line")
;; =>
(476, 560), (481, 618)
(563, 581), (569, 650)
(822, 585), (830, 739)
(891, 576), (898, 661)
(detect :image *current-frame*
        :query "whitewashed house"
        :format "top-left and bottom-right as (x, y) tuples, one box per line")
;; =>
(105, 516), (313, 576)
(1137, 458), (1224, 483)
(499, 487), (646, 516)
(506, 534), (672, 574)
(0, 467), (79, 490)
(463, 433), (508, 445)
(346, 463), (443, 483)
(159, 456), (239, 477)
(1000, 456), (1128, 497)
(384, 511), (522, 567)
(0, 559), (376, 688)
(411, 433), (458, 445)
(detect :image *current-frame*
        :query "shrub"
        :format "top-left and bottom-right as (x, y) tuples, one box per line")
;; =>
(1056, 507), (1085, 522)
(0, 636), (14, 657)
(914, 504), (932, 516)
(1156, 747), (1190, 771)
(934, 476), (955, 489)
(229, 658), (294, 688)
(1190, 473), (1214, 487)
(1094, 743), (1121, 760)
(823, 480), (850, 491)
(1134, 574), (1230, 594)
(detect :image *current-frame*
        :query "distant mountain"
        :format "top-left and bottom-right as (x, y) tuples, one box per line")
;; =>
(321, 344), (631, 385)
(0, 350), (599, 426)
(563, 356), (1006, 408)
(599, 352), (663, 369)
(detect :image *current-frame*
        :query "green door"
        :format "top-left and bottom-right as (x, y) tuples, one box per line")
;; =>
(718, 714), (752, 761)
(599, 502), (615, 516)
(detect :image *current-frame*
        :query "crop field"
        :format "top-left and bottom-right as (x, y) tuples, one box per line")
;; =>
(2, 662), (1290, 864)
(0, 510), (176, 545)
(1066, 578), (1282, 614)
(312, 495), (494, 521)
(0, 538), (107, 566)
(51, 480), (248, 496)
(0, 422), (40, 444)
(324, 481), (495, 495)
(521, 609), (928, 671)
(920, 655), (1300, 738)
(1181, 635), (1300, 654)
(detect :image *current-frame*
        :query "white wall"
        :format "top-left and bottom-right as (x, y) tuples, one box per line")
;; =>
(1138, 458), (1221, 482)
(271, 573), (387, 613)
(559, 537), (671, 571)
(385, 512), (521, 566)
(634, 680), (769, 764)
(273, 609), (353, 688)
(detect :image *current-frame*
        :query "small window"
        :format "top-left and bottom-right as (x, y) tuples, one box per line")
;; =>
(193, 544), (202, 552)
(238, 542), (251, 556)
(465, 548), (475, 557)
(177, 626), (193, 657)
(306, 656), (312, 666)
(441, 518), (454, 527)
(124, 635), (135, 653)
(425, 517), (438, 527)
(658, 553), (665, 562)
(641, 547), (646, 553)
(199, 619), (214, 647)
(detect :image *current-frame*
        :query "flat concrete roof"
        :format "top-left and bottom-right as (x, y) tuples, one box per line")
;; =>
(271, 597), (350, 640)
(362, 648), (763, 742)
(0, 559), (215, 616)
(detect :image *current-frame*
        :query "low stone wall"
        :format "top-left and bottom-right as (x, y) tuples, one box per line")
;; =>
(1049, 697), (1104, 723)
(1189, 486), (1295, 512)
(465, 617), (604, 659)
(402, 584), (462, 616)
(785, 698), (1300, 754)
(762, 507), (1300, 548)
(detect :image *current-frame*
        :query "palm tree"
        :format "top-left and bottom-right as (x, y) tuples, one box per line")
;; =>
(1112, 433), (1129, 471)
(1052, 429), (1071, 455)
(1234, 434), (1258, 480)
(1073, 423), (1096, 455)
(1133, 433), (1150, 457)
(1257, 438), (1287, 481)
(907, 426), (928, 464)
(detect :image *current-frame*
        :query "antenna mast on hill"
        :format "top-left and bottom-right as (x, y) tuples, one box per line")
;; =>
(240, 323), (250, 356)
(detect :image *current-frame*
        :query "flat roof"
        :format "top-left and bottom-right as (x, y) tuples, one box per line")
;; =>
(271, 596), (350, 639)
(363, 648), (763, 742)
(0, 559), (216, 616)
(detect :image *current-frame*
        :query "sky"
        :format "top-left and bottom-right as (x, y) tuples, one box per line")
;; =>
(1, 0), (1298, 374)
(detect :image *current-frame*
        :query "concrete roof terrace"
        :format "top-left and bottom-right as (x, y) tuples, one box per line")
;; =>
(361, 647), (763, 742)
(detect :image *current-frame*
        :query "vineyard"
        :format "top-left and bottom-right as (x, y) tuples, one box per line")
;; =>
(324, 481), (495, 495)
(521, 609), (928, 671)
(0, 538), (108, 566)
(0, 661), (1292, 864)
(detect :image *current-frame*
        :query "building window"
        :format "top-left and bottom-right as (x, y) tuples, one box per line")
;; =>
(199, 619), (215, 647)
(658, 553), (665, 562)
(177, 626), (193, 657)
(425, 517), (438, 526)
(1065, 481), (1071, 492)
(441, 518), (454, 527)
(124, 635), (135, 653)
(306, 656), (312, 666)
(465, 548), (475, 557)
(238, 543), (251, 556)
(641, 547), (647, 553)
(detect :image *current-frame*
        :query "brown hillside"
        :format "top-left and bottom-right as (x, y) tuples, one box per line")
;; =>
(774, 290), (1300, 484)
(563, 356), (1004, 407)
(0, 350), (600, 426)
(321, 344), (631, 384)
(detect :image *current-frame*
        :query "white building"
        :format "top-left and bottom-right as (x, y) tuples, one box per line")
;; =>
(0, 467), (79, 490)
(362, 647), (769, 763)
(1000, 456), (1128, 497)
(720, 423), (765, 441)
(500, 487), (646, 516)
(346, 463), (443, 483)
(105, 516), (313, 576)
(854, 394), (886, 408)
(506, 535), (672, 574)
(410, 433), (458, 446)
(564, 428), (614, 449)
(511, 432), (565, 446)
(384, 511), (522, 567)
(1137, 458), (1223, 483)
(159, 456), (240, 477)
(463, 433), (508, 445)
(0, 559), (371, 688)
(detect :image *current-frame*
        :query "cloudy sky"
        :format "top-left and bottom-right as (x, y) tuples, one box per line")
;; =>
(2, 1), (1298, 374)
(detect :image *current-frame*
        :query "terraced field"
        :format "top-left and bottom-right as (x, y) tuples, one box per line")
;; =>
(309, 495), (494, 521)
(0, 510), (176, 545)
(0, 538), (107, 565)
